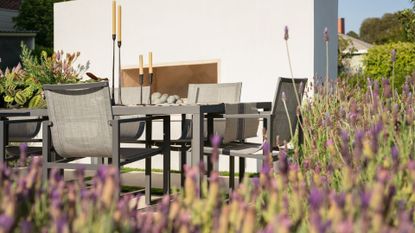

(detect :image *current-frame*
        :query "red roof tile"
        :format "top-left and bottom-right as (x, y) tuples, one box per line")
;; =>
(0, 0), (21, 10)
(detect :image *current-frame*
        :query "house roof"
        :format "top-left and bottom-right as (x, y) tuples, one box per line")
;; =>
(340, 34), (373, 54)
(0, 0), (21, 10)
(340, 34), (373, 55)
(0, 30), (36, 37)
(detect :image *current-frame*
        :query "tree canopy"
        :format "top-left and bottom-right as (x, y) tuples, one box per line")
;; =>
(13, 0), (66, 54)
(359, 13), (407, 44)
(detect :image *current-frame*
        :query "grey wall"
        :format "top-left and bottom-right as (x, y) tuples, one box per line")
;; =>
(314, 0), (339, 82)
(0, 36), (34, 70)
(0, 8), (18, 31)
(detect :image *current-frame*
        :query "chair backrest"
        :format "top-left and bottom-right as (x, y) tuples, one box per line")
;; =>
(113, 86), (151, 105)
(44, 82), (113, 158)
(187, 83), (242, 104)
(187, 83), (258, 143)
(271, 77), (308, 148)
(113, 87), (149, 141)
(8, 117), (41, 142)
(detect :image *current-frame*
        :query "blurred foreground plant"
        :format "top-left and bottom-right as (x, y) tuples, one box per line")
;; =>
(2, 78), (415, 232)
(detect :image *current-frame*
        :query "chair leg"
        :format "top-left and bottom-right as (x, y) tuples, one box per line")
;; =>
(42, 121), (51, 182)
(145, 158), (152, 205)
(180, 146), (186, 187)
(207, 158), (213, 178)
(229, 156), (235, 192)
(163, 149), (171, 195)
(111, 119), (121, 197)
(0, 120), (6, 164)
(239, 157), (245, 184)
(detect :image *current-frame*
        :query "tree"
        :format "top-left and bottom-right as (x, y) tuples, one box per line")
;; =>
(360, 13), (407, 44)
(13, 0), (66, 54)
(346, 31), (359, 39)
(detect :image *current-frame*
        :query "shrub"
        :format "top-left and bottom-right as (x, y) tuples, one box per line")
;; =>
(20, 43), (89, 85)
(0, 45), (91, 108)
(0, 65), (45, 108)
(363, 42), (415, 89)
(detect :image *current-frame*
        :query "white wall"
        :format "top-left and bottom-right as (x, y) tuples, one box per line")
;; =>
(54, 0), (338, 172)
(54, 0), (338, 102)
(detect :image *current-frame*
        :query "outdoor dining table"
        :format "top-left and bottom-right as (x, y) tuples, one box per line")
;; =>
(0, 102), (271, 191)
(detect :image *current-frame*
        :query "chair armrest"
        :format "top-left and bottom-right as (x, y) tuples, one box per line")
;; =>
(110, 115), (169, 125)
(6, 117), (45, 124)
(223, 111), (273, 119)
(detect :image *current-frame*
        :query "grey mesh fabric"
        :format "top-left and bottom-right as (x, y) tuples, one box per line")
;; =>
(271, 78), (307, 148)
(44, 83), (113, 158)
(8, 117), (41, 142)
(113, 87), (149, 141)
(187, 83), (258, 143)
(113, 86), (150, 105)
(187, 83), (241, 104)
(223, 103), (258, 142)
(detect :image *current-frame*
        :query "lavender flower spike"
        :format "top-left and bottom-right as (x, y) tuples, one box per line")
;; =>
(323, 27), (329, 42)
(391, 49), (397, 63)
(284, 26), (289, 40)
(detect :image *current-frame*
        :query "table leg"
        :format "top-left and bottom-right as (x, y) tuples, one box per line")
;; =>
(206, 114), (214, 177)
(191, 113), (203, 193)
(180, 114), (187, 187)
(0, 120), (6, 163)
(145, 116), (152, 205)
(162, 116), (171, 194)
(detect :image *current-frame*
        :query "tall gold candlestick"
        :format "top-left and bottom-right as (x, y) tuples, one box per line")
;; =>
(139, 55), (144, 75)
(149, 52), (153, 74)
(112, 0), (116, 36)
(117, 5), (122, 42)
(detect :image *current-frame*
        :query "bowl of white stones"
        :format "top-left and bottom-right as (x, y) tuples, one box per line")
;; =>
(151, 92), (185, 104)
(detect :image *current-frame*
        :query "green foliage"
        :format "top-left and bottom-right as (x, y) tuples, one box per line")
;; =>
(13, 0), (66, 52)
(360, 13), (407, 44)
(363, 42), (415, 89)
(398, 9), (415, 42)
(0, 45), (90, 108)
(20, 43), (89, 85)
(0, 65), (45, 108)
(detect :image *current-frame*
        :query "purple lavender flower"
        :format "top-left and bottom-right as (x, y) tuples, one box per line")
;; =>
(360, 191), (371, 210)
(334, 192), (346, 208)
(262, 140), (270, 156)
(373, 80), (380, 95)
(96, 165), (108, 182)
(382, 78), (392, 98)
(278, 149), (289, 176)
(391, 49), (397, 63)
(391, 145), (399, 164)
(323, 27), (329, 42)
(309, 187), (324, 209)
(210, 134), (221, 148)
(20, 220), (32, 233)
(284, 26), (289, 40)
(0, 215), (13, 232)
(403, 81), (410, 96)
(56, 217), (68, 233)
(340, 130), (351, 165)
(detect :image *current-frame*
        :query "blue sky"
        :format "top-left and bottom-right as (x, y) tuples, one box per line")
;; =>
(339, 0), (413, 34)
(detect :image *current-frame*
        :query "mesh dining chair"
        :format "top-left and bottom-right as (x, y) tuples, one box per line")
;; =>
(42, 82), (170, 204)
(203, 77), (308, 190)
(173, 82), (258, 185)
